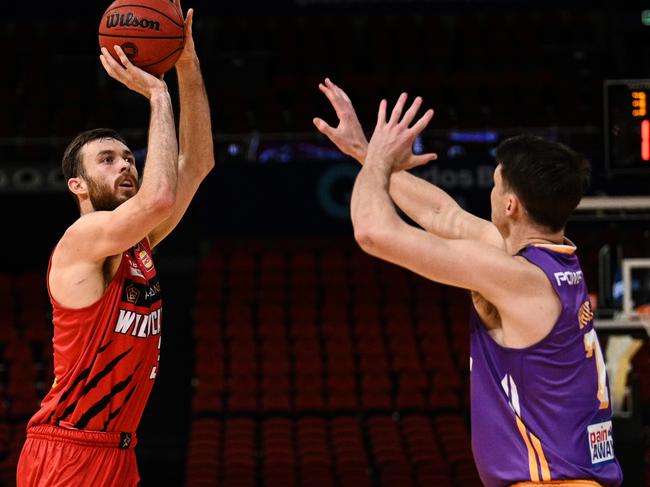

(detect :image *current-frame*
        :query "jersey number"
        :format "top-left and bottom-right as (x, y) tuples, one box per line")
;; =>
(150, 337), (161, 380)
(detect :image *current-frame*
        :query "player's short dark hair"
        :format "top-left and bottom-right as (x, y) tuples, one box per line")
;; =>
(61, 128), (127, 181)
(496, 134), (590, 232)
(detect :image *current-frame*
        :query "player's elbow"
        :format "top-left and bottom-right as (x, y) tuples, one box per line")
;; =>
(143, 191), (176, 219)
(354, 223), (383, 255)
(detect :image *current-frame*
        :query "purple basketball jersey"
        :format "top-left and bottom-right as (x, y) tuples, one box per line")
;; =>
(470, 244), (623, 487)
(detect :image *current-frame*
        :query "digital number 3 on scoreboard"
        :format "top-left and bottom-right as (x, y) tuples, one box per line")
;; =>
(604, 79), (650, 174)
(631, 91), (650, 161)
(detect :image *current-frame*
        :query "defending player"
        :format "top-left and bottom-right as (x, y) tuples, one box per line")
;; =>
(314, 79), (623, 487)
(16, 2), (214, 485)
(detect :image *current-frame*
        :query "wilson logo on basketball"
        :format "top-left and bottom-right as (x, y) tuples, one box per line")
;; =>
(105, 12), (161, 31)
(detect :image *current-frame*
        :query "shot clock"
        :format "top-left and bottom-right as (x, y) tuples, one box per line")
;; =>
(604, 79), (650, 175)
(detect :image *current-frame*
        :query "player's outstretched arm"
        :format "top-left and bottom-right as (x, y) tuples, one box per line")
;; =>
(351, 95), (540, 313)
(60, 46), (178, 261)
(148, 2), (216, 249)
(315, 78), (502, 248)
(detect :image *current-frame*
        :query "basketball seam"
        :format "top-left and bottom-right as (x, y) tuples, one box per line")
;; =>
(139, 46), (184, 67)
(103, 4), (184, 29)
(99, 33), (184, 40)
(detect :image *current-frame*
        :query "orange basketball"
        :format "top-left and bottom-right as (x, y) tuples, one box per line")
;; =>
(98, 0), (185, 77)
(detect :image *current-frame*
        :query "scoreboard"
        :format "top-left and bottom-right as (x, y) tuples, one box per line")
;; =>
(604, 79), (650, 175)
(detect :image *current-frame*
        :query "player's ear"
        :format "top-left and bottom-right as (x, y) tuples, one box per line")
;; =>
(68, 177), (87, 196)
(505, 194), (517, 217)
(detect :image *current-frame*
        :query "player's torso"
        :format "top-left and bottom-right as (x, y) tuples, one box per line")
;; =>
(30, 239), (162, 433)
(471, 254), (561, 349)
(469, 245), (622, 487)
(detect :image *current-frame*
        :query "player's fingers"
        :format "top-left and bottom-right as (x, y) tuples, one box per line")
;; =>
(326, 78), (350, 103)
(319, 83), (338, 106)
(410, 108), (434, 135)
(113, 45), (133, 68)
(389, 92), (408, 125)
(99, 53), (115, 77)
(400, 96), (422, 128)
(185, 8), (194, 33)
(410, 152), (438, 167)
(318, 82), (333, 99)
(376, 99), (387, 128)
(313, 117), (335, 138)
(319, 83), (346, 120)
(337, 86), (352, 103)
(100, 48), (121, 72)
(327, 80), (350, 103)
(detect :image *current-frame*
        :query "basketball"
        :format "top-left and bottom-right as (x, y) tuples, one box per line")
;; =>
(98, 0), (185, 77)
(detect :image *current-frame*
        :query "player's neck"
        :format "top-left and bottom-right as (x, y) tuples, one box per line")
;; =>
(504, 222), (566, 255)
(79, 201), (94, 216)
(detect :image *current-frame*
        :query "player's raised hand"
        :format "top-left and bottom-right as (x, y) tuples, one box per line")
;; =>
(100, 46), (168, 99)
(365, 93), (437, 172)
(174, 0), (197, 68)
(313, 78), (368, 162)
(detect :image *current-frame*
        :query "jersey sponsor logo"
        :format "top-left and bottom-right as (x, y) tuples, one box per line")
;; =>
(554, 270), (583, 286)
(588, 421), (615, 464)
(145, 281), (161, 300)
(115, 308), (162, 338)
(134, 244), (154, 271)
(121, 279), (161, 307)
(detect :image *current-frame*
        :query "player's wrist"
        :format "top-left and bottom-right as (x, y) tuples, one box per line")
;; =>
(364, 153), (394, 173)
(353, 140), (369, 164)
(148, 87), (171, 102)
(176, 56), (200, 68)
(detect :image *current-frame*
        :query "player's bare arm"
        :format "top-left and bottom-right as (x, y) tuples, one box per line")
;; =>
(50, 45), (178, 308)
(351, 95), (560, 348)
(315, 79), (503, 248)
(148, 3), (215, 249)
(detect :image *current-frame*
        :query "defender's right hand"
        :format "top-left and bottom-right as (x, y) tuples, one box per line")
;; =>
(100, 46), (168, 99)
(313, 78), (368, 163)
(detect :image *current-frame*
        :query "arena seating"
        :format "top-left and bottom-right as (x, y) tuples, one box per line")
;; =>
(0, 272), (51, 485)
(182, 240), (483, 486)
(0, 6), (605, 149)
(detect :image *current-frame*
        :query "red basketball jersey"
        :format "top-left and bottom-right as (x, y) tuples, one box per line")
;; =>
(28, 238), (162, 433)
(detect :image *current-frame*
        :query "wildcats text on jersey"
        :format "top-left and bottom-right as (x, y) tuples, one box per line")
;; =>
(588, 421), (615, 465)
(115, 308), (162, 338)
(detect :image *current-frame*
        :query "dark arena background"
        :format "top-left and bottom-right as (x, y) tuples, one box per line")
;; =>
(1, 0), (650, 485)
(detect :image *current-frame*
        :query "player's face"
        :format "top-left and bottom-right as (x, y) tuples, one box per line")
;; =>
(81, 138), (140, 211)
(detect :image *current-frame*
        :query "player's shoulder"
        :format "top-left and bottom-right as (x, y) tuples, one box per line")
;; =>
(60, 211), (113, 243)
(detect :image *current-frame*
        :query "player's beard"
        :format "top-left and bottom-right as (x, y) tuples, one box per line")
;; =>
(86, 175), (133, 211)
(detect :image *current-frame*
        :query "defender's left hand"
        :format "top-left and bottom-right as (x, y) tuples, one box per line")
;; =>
(365, 93), (437, 172)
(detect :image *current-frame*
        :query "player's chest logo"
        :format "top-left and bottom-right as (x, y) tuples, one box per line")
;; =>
(129, 243), (156, 280)
(125, 284), (140, 304)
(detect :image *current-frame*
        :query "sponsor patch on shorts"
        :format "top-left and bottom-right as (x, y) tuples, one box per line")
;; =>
(588, 421), (615, 464)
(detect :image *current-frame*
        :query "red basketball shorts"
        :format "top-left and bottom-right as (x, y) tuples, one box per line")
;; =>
(16, 424), (139, 486)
